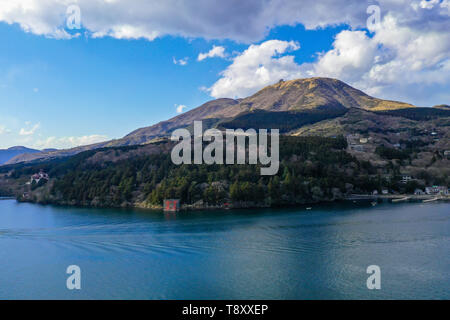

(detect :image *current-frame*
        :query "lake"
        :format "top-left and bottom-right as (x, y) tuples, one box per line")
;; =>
(0, 199), (448, 299)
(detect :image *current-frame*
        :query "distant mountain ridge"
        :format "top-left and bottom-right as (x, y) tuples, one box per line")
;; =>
(0, 146), (40, 165)
(3, 77), (436, 166)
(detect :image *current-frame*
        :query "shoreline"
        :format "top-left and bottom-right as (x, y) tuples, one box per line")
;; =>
(13, 193), (450, 211)
(0, 197), (15, 200)
(345, 194), (450, 201)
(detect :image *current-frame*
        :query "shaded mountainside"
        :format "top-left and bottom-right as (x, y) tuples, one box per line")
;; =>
(1, 77), (436, 166)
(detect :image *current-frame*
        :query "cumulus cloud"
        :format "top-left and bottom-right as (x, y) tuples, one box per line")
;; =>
(310, 30), (377, 83)
(0, 1), (448, 42)
(19, 122), (40, 136)
(173, 57), (189, 66)
(1, 0), (449, 105)
(33, 134), (108, 150)
(209, 4), (450, 106)
(175, 104), (187, 113)
(209, 40), (302, 98)
(0, 125), (11, 135)
(420, 0), (440, 9)
(307, 11), (450, 105)
(198, 46), (227, 61)
(0, 0), (374, 42)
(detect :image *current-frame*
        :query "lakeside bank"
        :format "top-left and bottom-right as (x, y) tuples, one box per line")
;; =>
(13, 192), (450, 211)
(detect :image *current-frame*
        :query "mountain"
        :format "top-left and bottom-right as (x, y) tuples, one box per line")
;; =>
(2, 77), (425, 165)
(124, 77), (416, 141)
(0, 146), (40, 165)
(236, 77), (414, 111)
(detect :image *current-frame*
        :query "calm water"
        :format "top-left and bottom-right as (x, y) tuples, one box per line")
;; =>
(0, 199), (448, 300)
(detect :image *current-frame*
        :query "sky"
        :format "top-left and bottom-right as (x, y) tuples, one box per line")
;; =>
(0, 0), (449, 150)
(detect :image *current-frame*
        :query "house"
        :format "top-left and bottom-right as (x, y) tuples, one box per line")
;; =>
(382, 189), (389, 195)
(414, 189), (424, 195)
(425, 186), (449, 195)
(164, 199), (180, 212)
(436, 186), (449, 195)
(372, 190), (378, 195)
(30, 171), (49, 185)
(444, 150), (450, 158)
(359, 138), (368, 144)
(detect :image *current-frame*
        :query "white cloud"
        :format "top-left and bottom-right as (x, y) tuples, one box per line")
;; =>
(1, 0), (448, 105)
(173, 57), (188, 66)
(33, 134), (108, 150)
(209, 40), (302, 98)
(307, 12), (450, 105)
(198, 46), (227, 61)
(19, 122), (40, 136)
(175, 104), (187, 113)
(311, 30), (377, 83)
(0, 1), (448, 42)
(92, 25), (159, 41)
(0, 0), (390, 42)
(420, 0), (440, 9)
(209, 8), (450, 106)
(0, 125), (11, 135)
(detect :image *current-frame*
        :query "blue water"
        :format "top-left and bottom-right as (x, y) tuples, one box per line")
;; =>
(0, 199), (448, 299)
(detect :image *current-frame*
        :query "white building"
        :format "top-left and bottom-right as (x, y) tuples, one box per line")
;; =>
(425, 186), (449, 195)
(30, 171), (49, 184)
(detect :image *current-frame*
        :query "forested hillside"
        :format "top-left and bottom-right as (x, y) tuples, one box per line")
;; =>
(2, 134), (447, 209)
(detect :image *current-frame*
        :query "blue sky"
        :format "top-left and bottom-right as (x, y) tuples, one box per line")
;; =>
(0, 22), (343, 149)
(0, 0), (448, 149)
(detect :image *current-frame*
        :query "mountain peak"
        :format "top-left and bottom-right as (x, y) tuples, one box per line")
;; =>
(241, 77), (415, 112)
(7, 146), (35, 151)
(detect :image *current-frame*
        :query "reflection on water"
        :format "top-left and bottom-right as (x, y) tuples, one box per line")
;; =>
(0, 200), (449, 299)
